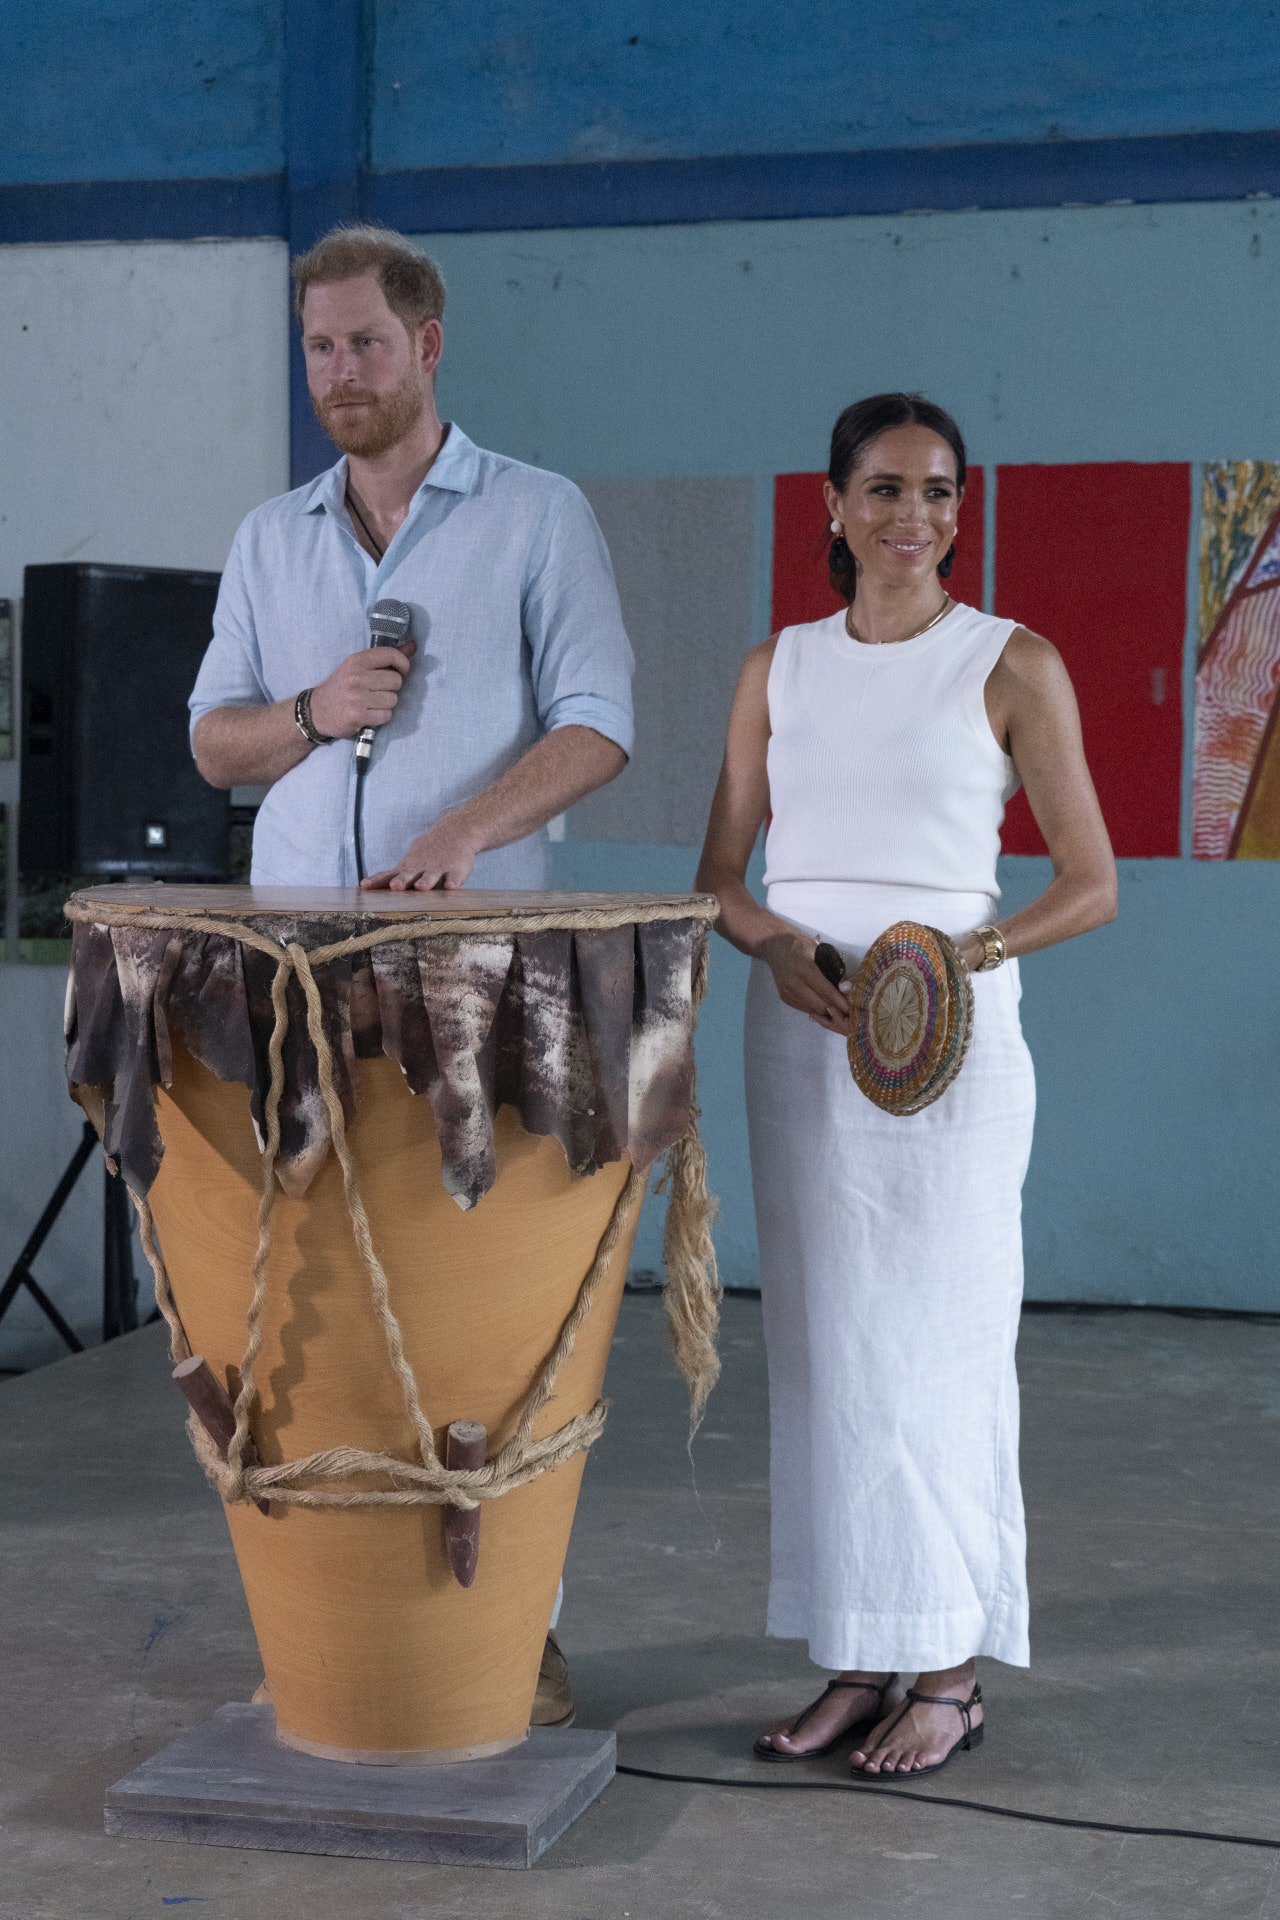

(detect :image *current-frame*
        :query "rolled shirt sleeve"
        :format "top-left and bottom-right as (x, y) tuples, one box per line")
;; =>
(188, 522), (271, 738)
(522, 483), (635, 757)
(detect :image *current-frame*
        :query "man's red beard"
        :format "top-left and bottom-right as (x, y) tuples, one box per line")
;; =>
(313, 368), (426, 456)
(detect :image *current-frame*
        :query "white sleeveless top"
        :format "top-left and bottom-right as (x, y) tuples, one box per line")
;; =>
(763, 601), (1019, 899)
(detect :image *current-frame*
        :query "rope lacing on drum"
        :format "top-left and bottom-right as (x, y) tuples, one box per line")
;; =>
(66, 898), (721, 1515)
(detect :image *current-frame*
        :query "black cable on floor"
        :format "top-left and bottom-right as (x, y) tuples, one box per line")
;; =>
(614, 1764), (1280, 1852)
(1021, 1301), (1280, 1325)
(622, 1284), (1280, 1323)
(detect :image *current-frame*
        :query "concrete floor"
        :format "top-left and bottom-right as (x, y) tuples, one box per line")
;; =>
(2, 1294), (1279, 1919)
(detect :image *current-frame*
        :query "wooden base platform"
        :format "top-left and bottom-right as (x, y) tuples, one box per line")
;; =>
(104, 1704), (615, 1868)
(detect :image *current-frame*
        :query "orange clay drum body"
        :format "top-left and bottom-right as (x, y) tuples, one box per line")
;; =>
(65, 886), (716, 1764)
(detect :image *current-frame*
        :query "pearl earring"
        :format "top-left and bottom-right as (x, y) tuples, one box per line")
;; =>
(830, 519), (841, 536)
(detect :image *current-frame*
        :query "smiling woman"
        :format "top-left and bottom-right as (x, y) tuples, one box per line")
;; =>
(695, 390), (1117, 1782)
(824, 393), (967, 611)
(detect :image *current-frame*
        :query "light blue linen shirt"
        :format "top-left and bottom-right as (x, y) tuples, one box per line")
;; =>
(189, 426), (634, 887)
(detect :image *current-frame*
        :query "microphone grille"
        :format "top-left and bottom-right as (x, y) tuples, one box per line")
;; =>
(368, 597), (412, 645)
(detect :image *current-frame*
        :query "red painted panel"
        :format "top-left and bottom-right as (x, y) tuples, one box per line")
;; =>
(771, 468), (985, 631)
(771, 472), (841, 629)
(995, 463), (1190, 858)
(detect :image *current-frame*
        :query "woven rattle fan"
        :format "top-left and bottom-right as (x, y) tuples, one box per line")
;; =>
(845, 920), (974, 1115)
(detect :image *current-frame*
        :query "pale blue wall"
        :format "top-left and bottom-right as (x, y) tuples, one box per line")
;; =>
(422, 200), (1280, 471)
(432, 199), (1280, 1307)
(1000, 859), (1280, 1306)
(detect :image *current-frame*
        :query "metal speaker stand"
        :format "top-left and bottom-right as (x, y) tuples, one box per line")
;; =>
(0, 1118), (139, 1358)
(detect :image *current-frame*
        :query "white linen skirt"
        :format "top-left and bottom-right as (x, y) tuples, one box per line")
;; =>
(745, 880), (1037, 1673)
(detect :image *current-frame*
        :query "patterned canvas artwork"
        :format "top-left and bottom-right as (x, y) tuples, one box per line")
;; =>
(1193, 463), (1280, 859)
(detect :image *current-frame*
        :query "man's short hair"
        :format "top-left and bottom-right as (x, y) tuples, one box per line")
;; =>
(292, 226), (446, 332)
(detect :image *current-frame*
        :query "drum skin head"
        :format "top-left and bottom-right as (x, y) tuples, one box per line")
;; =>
(846, 920), (974, 1115)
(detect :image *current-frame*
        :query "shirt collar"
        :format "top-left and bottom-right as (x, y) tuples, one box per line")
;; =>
(299, 422), (481, 516)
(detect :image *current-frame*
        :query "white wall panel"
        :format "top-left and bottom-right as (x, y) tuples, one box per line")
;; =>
(0, 238), (290, 606)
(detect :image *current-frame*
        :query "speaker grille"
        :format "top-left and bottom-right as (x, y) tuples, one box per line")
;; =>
(20, 563), (229, 880)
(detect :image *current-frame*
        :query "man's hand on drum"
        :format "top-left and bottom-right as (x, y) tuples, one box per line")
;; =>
(760, 931), (851, 1034)
(308, 641), (416, 741)
(361, 815), (480, 892)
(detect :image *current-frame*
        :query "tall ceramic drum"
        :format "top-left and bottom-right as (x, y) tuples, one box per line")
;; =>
(65, 886), (720, 1764)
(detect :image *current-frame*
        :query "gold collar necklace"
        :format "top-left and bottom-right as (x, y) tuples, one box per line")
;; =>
(845, 593), (953, 646)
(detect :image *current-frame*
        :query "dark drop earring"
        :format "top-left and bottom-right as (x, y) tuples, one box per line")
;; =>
(937, 543), (956, 579)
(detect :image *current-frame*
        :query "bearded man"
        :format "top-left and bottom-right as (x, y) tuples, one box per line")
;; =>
(190, 224), (632, 894)
(189, 226), (634, 1725)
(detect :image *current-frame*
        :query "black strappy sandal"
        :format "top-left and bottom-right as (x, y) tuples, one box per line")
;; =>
(753, 1674), (900, 1763)
(848, 1681), (983, 1782)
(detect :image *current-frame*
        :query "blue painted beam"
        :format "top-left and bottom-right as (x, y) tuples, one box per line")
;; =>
(0, 176), (286, 246)
(5, 128), (1278, 259)
(284, 0), (366, 486)
(365, 129), (1280, 232)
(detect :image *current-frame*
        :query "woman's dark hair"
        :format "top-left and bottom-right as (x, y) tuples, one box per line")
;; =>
(827, 393), (967, 602)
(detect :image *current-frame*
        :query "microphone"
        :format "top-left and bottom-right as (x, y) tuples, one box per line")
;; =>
(351, 598), (412, 885)
(355, 598), (413, 765)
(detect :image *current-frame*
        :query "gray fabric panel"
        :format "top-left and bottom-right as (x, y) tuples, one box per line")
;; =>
(572, 477), (754, 847)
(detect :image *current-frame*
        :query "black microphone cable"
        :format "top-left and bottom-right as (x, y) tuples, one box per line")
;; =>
(353, 750), (372, 885)
(352, 598), (412, 884)
(613, 1763), (1280, 1853)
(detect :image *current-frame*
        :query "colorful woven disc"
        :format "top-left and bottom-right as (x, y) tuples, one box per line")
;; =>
(846, 921), (974, 1115)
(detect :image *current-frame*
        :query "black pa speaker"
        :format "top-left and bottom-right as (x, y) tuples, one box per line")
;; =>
(20, 562), (229, 879)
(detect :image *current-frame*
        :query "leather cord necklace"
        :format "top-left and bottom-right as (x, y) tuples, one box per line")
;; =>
(345, 483), (386, 562)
